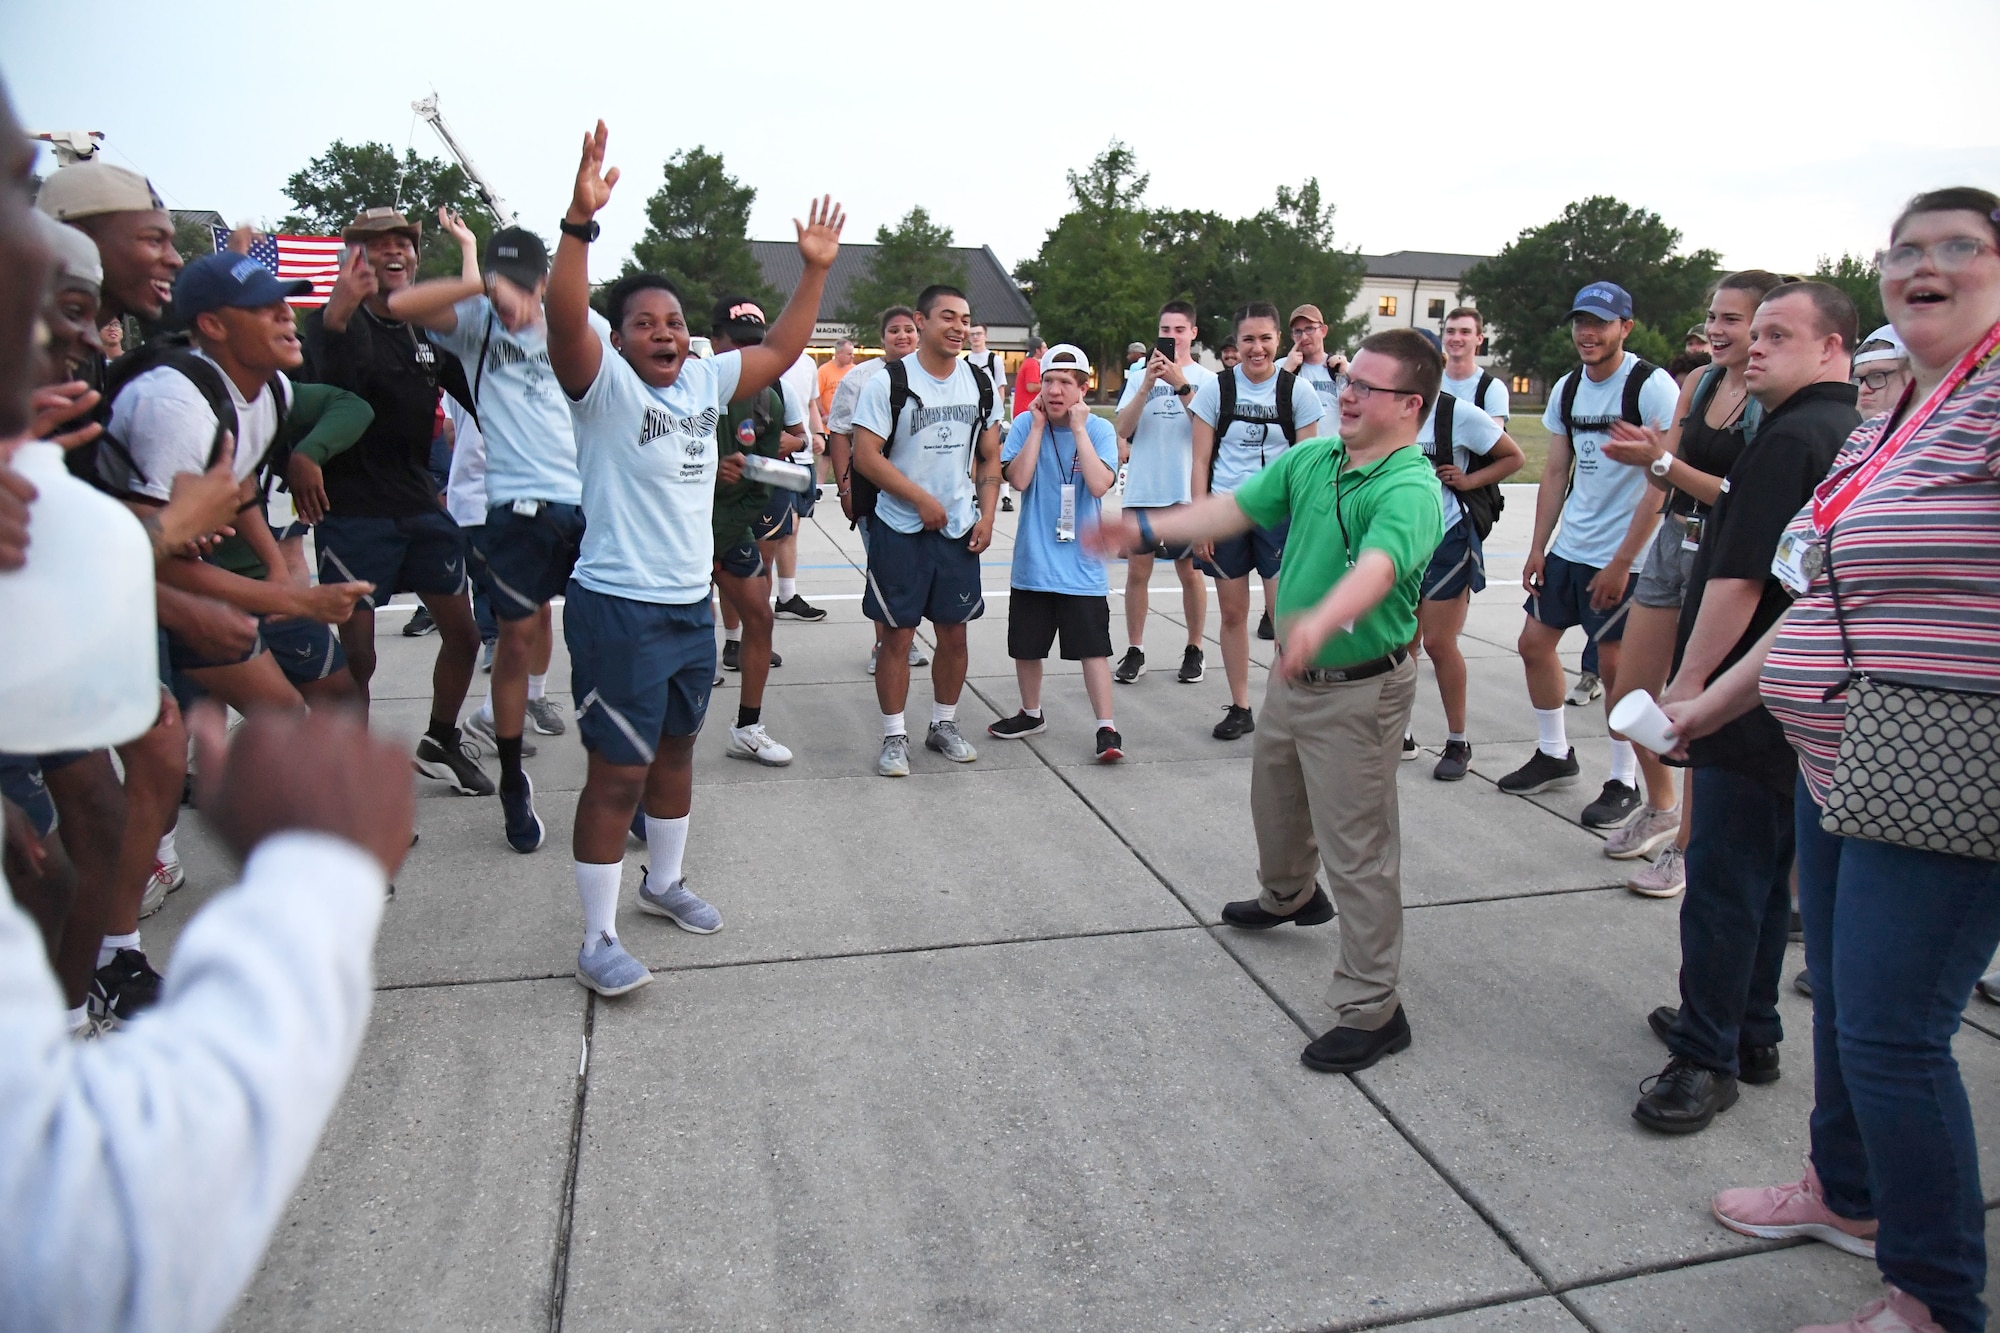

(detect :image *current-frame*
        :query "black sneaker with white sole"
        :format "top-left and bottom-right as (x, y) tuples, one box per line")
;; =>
(987, 710), (1046, 739)
(721, 638), (740, 672)
(1095, 727), (1124, 762)
(1113, 647), (1146, 683)
(773, 594), (827, 622)
(1582, 779), (1642, 828)
(402, 604), (437, 636)
(1256, 610), (1275, 640)
(90, 947), (163, 1025)
(1177, 645), (1205, 683)
(1401, 733), (1419, 761)
(1497, 747), (1580, 794)
(1213, 704), (1255, 740)
(414, 729), (497, 796)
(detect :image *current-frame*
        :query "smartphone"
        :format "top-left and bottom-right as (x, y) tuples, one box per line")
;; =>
(1153, 337), (1176, 363)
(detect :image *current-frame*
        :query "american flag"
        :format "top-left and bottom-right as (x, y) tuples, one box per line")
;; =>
(208, 225), (345, 307)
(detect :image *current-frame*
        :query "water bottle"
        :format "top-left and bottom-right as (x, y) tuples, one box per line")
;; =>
(738, 454), (816, 494)
(0, 442), (160, 751)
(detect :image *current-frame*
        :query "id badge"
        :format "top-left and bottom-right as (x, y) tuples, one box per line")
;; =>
(511, 499), (541, 518)
(1055, 483), (1077, 542)
(1681, 515), (1704, 552)
(1771, 530), (1820, 595)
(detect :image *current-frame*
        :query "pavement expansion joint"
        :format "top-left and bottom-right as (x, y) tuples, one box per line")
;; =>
(545, 991), (595, 1333)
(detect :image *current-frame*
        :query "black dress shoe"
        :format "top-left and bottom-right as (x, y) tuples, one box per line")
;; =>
(1302, 1007), (1411, 1074)
(1633, 1055), (1738, 1133)
(1646, 1005), (1781, 1085)
(1220, 886), (1332, 930)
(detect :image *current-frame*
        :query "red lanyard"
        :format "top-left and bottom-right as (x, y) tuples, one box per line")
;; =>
(1811, 318), (2000, 533)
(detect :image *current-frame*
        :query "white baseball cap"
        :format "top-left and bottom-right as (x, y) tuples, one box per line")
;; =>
(1040, 343), (1091, 375)
(1851, 324), (1907, 369)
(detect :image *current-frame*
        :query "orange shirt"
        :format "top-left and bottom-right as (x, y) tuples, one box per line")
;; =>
(817, 359), (853, 416)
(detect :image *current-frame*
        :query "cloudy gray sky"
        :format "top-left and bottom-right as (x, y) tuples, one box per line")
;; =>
(7, 0), (1996, 284)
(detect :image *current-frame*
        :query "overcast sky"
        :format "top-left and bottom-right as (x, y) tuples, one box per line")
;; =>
(7, 0), (1996, 290)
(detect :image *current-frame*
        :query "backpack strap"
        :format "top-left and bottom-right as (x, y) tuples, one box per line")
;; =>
(964, 361), (993, 440)
(472, 308), (496, 409)
(1621, 358), (1657, 426)
(1476, 370), (1496, 415)
(883, 358), (919, 459)
(1431, 396), (1454, 465)
(1274, 369), (1298, 446)
(1557, 367), (1582, 441)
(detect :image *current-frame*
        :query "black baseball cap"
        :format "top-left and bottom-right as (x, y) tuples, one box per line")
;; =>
(485, 227), (549, 291)
(711, 295), (768, 343)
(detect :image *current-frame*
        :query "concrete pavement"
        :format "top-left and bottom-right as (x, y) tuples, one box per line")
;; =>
(138, 486), (2000, 1331)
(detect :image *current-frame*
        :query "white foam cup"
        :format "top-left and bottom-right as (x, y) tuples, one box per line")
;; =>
(1609, 690), (1679, 754)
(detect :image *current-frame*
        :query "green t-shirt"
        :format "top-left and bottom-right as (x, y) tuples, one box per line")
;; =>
(1232, 435), (1442, 670)
(711, 385), (787, 549)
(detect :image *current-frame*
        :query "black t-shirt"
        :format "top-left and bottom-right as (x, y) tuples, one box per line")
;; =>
(1668, 368), (1750, 518)
(1672, 380), (1861, 792)
(298, 305), (470, 519)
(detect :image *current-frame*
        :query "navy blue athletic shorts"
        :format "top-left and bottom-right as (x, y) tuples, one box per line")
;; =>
(1199, 519), (1288, 581)
(565, 581), (715, 767)
(317, 509), (468, 609)
(752, 490), (796, 542)
(1524, 553), (1634, 645)
(1421, 521), (1486, 602)
(713, 536), (766, 580)
(474, 502), (583, 621)
(862, 524), (986, 628)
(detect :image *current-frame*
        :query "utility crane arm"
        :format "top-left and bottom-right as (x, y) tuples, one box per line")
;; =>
(411, 95), (516, 228)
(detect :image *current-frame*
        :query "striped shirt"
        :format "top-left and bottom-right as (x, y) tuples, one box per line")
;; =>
(1759, 349), (2000, 805)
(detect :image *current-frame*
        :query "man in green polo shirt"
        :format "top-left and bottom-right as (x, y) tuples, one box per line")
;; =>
(1087, 327), (1444, 1073)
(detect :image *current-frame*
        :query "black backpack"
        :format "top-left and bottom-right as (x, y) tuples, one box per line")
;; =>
(1433, 375), (1505, 539)
(1555, 357), (1658, 496)
(71, 335), (287, 501)
(1208, 367), (1299, 486)
(848, 358), (993, 526)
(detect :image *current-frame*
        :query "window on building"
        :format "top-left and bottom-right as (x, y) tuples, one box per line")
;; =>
(1427, 298), (1446, 320)
(1511, 376), (1534, 395)
(1376, 296), (1398, 317)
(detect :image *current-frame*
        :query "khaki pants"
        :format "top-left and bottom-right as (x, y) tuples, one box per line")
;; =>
(1251, 656), (1418, 1030)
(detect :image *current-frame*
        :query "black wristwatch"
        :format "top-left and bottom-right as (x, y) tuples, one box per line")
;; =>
(559, 218), (600, 243)
(1174, 382), (1193, 397)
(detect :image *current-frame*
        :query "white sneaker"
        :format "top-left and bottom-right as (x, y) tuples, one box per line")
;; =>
(868, 644), (879, 675)
(1567, 671), (1603, 706)
(138, 858), (185, 919)
(726, 722), (794, 767)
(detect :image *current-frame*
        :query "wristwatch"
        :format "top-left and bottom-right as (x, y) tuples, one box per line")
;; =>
(559, 218), (600, 243)
(1649, 450), (1675, 478)
(1174, 383), (1193, 397)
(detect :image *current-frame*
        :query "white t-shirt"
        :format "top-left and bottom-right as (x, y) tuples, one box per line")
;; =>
(1187, 366), (1324, 495)
(429, 294), (583, 508)
(109, 351), (292, 502)
(851, 355), (995, 537)
(442, 396), (487, 527)
(1295, 360), (1343, 424)
(779, 352), (818, 462)
(966, 348), (1006, 395)
(1115, 361), (1216, 509)
(1441, 368), (1509, 423)
(566, 338), (743, 604)
(1417, 395), (1504, 533)
(827, 358), (886, 436)
(1542, 352), (1681, 569)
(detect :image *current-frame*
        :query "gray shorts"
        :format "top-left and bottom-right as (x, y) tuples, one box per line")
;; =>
(1633, 513), (1697, 609)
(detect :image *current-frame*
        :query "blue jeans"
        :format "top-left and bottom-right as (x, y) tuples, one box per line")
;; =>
(1669, 766), (1795, 1074)
(1798, 774), (2000, 1333)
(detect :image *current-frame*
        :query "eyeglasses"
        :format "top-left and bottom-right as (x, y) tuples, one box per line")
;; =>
(1344, 377), (1420, 402)
(1875, 237), (1996, 280)
(1851, 369), (1903, 391)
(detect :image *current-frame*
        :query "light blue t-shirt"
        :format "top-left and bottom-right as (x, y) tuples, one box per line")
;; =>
(566, 340), (743, 604)
(1441, 368), (1509, 423)
(1417, 395), (1504, 533)
(1114, 361), (1215, 509)
(1187, 366), (1323, 494)
(1295, 360), (1343, 424)
(1001, 412), (1120, 596)
(1542, 351), (1680, 569)
(429, 294), (582, 507)
(851, 355), (994, 537)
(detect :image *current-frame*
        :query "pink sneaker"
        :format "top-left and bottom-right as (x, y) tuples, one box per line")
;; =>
(1793, 1287), (1943, 1332)
(1712, 1163), (1877, 1258)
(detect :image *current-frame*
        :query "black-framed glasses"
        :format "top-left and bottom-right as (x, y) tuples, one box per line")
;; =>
(1344, 376), (1420, 402)
(1851, 369), (1902, 391)
(1876, 237), (1995, 280)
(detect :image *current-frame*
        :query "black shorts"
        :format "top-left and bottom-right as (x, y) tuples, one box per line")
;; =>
(317, 509), (469, 609)
(1008, 588), (1112, 661)
(476, 501), (584, 621)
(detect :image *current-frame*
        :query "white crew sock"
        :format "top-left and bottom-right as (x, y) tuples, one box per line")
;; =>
(777, 577), (797, 601)
(1447, 731), (1467, 744)
(644, 814), (691, 887)
(98, 931), (139, 968)
(157, 827), (178, 867)
(527, 673), (547, 701)
(1021, 706), (1042, 718)
(574, 860), (622, 953)
(1129, 638), (1143, 651)
(66, 1005), (89, 1034)
(1608, 738), (1639, 786)
(477, 689), (495, 725)
(1096, 717), (1116, 731)
(881, 711), (906, 738)
(724, 625), (743, 643)
(930, 701), (957, 726)
(1534, 707), (1568, 759)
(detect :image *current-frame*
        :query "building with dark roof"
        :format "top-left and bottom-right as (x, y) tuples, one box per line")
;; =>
(748, 240), (1036, 353)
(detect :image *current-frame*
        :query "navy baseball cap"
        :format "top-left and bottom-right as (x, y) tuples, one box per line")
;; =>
(485, 226), (549, 291)
(1567, 281), (1634, 322)
(174, 251), (311, 319)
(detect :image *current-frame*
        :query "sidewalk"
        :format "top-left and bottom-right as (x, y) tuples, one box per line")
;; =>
(144, 490), (2000, 1331)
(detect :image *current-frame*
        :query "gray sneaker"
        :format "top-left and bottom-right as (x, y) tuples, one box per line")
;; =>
(925, 719), (978, 763)
(908, 642), (930, 667)
(461, 709), (536, 758)
(576, 933), (652, 996)
(878, 732), (910, 777)
(1627, 844), (1687, 898)
(1567, 670), (1603, 706)
(525, 697), (567, 736)
(637, 867), (722, 933)
(1605, 805), (1682, 860)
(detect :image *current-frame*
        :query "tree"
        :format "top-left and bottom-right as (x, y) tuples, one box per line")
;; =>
(1460, 196), (1719, 388)
(1232, 180), (1367, 353)
(1015, 142), (1163, 383)
(1812, 252), (1887, 337)
(1144, 208), (1242, 348)
(281, 140), (494, 281)
(838, 206), (964, 331)
(623, 146), (775, 334)
(173, 216), (215, 266)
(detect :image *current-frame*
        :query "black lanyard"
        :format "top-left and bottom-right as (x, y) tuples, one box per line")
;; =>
(1049, 424), (1080, 480)
(1331, 453), (1384, 569)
